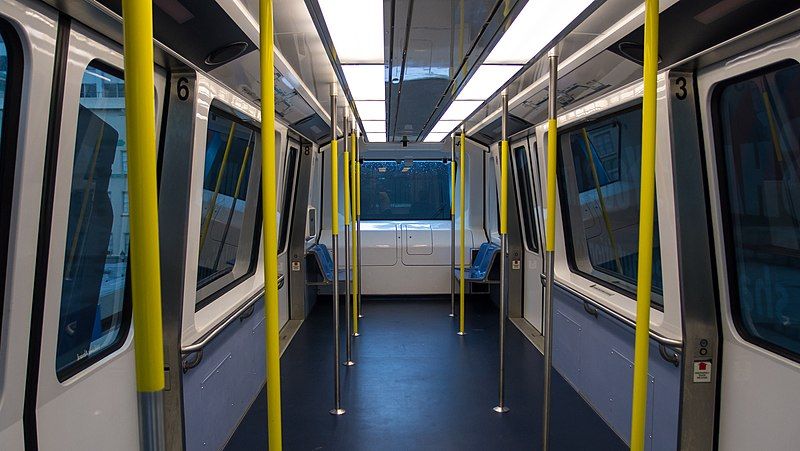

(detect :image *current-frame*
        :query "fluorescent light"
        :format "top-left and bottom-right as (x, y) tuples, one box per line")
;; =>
(342, 64), (386, 100)
(432, 120), (462, 134)
(367, 132), (386, 142)
(423, 132), (449, 143)
(362, 120), (386, 133)
(485, 0), (594, 64)
(318, 0), (384, 63)
(355, 101), (385, 121)
(441, 100), (483, 121)
(455, 65), (521, 101)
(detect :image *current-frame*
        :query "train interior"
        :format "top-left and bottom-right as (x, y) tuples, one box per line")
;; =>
(0, 0), (799, 450)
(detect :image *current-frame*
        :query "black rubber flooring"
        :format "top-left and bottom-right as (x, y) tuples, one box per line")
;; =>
(225, 296), (626, 450)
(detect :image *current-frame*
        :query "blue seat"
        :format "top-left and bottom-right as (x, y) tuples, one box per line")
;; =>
(454, 242), (501, 282)
(307, 243), (348, 283)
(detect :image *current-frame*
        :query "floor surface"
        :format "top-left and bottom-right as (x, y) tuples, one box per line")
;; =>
(225, 296), (626, 450)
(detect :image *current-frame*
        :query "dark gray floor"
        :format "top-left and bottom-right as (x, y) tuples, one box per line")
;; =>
(225, 296), (626, 450)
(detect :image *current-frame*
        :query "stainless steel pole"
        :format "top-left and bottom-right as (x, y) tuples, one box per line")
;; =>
(542, 49), (559, 449)
(494, 91), (510, 414)
(450, 133), (456, 318)
(356, 135), (363, 319)
(343, 110), (354, 367)
(329, 85), (345, 415)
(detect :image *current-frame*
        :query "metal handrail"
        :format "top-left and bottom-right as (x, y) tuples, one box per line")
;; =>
(181, 274), (284, 354)
(555, 281), (683, 349)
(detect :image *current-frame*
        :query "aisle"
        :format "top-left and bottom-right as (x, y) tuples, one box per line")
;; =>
(225, 296), (626, 450)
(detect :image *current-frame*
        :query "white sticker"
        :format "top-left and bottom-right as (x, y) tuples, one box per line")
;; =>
(693, 360), (712, 383)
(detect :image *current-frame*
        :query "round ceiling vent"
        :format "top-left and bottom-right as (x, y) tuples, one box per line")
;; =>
(205, 41), (249, 66)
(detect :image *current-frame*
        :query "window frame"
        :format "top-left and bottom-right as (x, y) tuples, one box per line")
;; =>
(359, 158), (453, 222)
(711, 58), (800, 363)
(55, 59), (134, 382)
(0, 19), (24, 350)
(194, 102), (263, 311)
(555, 102), (665, 309)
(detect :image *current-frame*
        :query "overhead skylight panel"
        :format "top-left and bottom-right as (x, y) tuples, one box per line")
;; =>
(355, 101), (385, 121)
(367, 132), (386, 142)
(362, 120), (386, 133)
(485, 0), (594, 64)
(317, 0), (384, 64)
(342, 64), (386, 101)
(455, 64), (521, 101)
(423, 132), (449, 143)
(441, 100), (484, 122)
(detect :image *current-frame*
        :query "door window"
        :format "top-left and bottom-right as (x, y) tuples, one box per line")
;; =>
(713, 60), (800, 360)
(360, 160), (451, 220)
(56, 63), (130, 379)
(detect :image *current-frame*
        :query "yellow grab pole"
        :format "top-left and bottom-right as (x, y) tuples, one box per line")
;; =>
(258, 0), (283, 447)
(343, 112), (354, 366)
(351, 130), (359, 334)
(542, 48), (559, 451)
(449, 133), (456, 317)
(121, 1), (165, 449)
(494, 91), (510, 413)
(630, 1), (659, 449)
(199, 123), (236, 251)
(458, 126), (466, 336)
(356, 141), (363, 318)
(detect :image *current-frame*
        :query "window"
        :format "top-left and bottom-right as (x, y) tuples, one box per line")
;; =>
(361, 160), (451, 221)
(713, 61), (800, 360)
(0, 21), (22, 348)
(196, 104), (260, 304)
(278, 146), (299, 252)
(557, 105), (663, 304)
(513, 145), (539, 252)
(56, 64), (131, 379)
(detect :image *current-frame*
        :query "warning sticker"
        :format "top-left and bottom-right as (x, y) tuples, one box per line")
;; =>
(693, 360), (712, 383)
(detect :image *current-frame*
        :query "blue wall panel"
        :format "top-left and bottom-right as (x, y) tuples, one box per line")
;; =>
(552, 285), (679, 451)
(183, 298), (266, 451)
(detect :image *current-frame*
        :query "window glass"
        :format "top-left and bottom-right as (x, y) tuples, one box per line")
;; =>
(278, 146), (298, 252)
(558, 106), (663, 303)
(514, 146), (539, 252)
(196, 106), (259, 293)
(0, 24), (21, 350)
(361, 160), (451, 221)
(715, 61), (800, 359)
(56, 64), (130, 378)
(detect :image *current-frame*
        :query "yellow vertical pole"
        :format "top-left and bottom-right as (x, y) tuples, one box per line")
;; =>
(542, 48), (559, 451)
(343, 113), (354, 365)
(449, 133), (456, 317)
(351, 130), (359, 335)
(458, 127), (466, 336)
(121, 1), (165, 449)
(494, 91), (510, 413)
(258, 0), (283, 447)
(356, 140), (363, 318)
(630, 1), (659, 449)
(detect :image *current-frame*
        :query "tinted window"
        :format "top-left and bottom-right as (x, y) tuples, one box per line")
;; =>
(557, 106), (663, 304)
(56, 64), (130, 378)
(196, 106), (260, 298)
(361, 160), (451, 221)
(278, 146), (298, 252)
(714, 61), (800, 359)
(0, 23), (21, 349)
(514, 145), (539, 252)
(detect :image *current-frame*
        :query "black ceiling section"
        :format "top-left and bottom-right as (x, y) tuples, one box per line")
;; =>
(472, 114), (532, 145)
(97, 0), (256, 73)
(610, 0), (800, 68)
